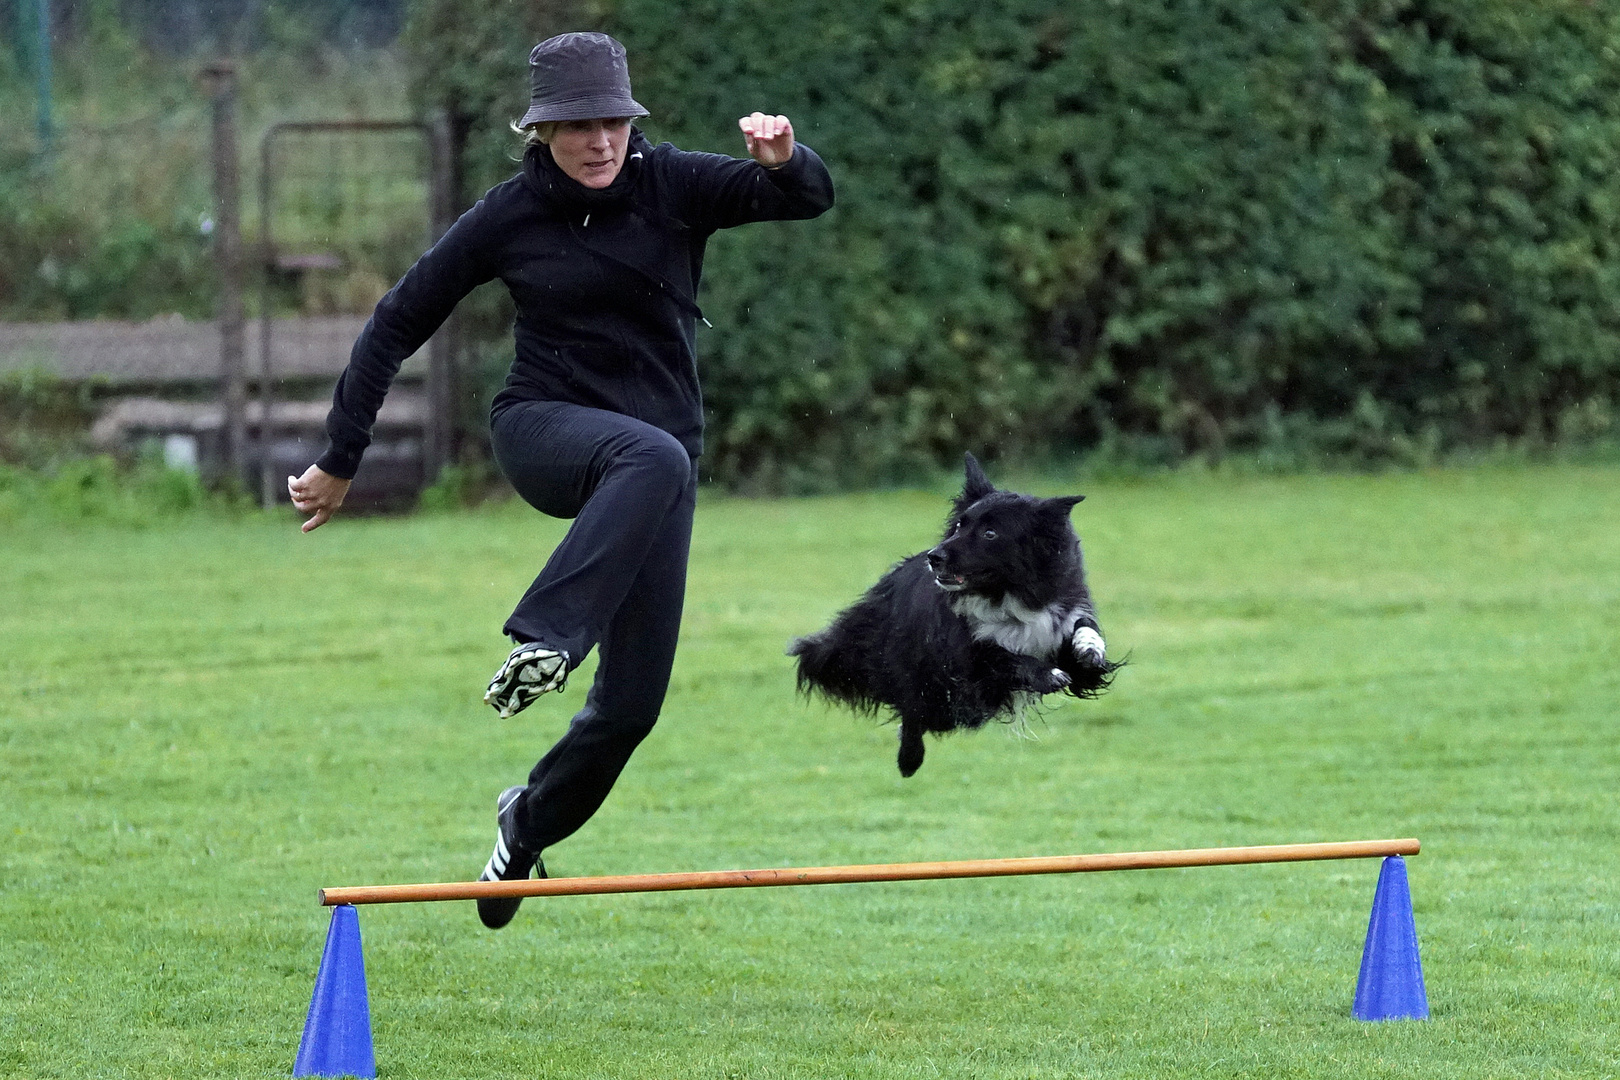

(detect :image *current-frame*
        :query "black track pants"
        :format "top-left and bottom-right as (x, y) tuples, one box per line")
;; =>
(489, 399), (697, 853)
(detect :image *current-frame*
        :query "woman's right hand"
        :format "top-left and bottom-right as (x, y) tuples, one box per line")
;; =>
(738, 112), (795, 168)
(288, 464), (352, 533)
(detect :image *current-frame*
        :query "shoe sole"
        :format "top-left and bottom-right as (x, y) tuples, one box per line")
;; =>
(484, 647), (567, 718)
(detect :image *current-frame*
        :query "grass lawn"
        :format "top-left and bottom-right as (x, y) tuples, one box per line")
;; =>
(3, 462), (1617, 1078)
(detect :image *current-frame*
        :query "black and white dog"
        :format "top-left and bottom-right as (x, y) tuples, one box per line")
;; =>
(790, 453), (1121, 776)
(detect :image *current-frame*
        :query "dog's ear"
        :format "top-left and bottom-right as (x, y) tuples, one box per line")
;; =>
(1045, 494), (1085, 517)
(961, 452), (995, 503)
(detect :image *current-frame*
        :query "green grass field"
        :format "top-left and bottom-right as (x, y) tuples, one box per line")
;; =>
(3, 463), (1617, 1078)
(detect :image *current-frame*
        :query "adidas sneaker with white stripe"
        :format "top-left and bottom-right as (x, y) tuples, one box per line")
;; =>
(477, 785), (545, 930)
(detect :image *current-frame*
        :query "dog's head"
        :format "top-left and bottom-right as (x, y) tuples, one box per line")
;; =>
(925, 453), (1084, 602)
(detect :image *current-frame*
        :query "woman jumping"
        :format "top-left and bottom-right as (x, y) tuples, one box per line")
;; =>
(287, 31), (834, 929)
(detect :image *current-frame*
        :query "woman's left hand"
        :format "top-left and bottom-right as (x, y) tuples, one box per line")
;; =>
(739, 112), (795, 168)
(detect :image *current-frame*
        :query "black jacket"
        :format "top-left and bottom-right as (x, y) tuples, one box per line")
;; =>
(316, 128), (834, 478)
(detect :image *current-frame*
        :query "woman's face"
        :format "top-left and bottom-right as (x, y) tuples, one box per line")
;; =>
(551, 117), (632, 189)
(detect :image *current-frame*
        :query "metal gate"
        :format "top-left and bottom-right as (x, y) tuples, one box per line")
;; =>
(256, 118), (456, 507)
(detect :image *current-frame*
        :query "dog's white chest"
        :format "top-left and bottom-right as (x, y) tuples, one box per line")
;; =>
(949, 594), (1071, 658)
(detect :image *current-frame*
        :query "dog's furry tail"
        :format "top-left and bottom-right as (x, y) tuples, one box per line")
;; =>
(787, 633), (883, 714)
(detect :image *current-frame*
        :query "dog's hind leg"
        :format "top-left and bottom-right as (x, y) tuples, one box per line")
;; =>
(897, 718), (926, 777)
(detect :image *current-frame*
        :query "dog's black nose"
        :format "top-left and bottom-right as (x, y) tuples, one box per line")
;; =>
(925, 548), (945, 570)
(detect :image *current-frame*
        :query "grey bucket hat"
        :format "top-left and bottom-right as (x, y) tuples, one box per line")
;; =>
(519, 32), (648, 126)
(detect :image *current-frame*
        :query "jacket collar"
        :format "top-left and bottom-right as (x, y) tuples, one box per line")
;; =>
(522, 127), (653, 219)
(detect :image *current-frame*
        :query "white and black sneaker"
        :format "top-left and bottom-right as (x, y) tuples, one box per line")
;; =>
(484, 642), (569, 718)
(477, 785), (545, 930)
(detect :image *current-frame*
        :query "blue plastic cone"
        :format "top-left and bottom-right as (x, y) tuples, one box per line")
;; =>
(1352, 855), (1429, 1021)
(293, 905), (377, 1078)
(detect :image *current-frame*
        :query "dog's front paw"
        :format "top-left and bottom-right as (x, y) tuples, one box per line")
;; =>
(1071, 626), (1107, 667)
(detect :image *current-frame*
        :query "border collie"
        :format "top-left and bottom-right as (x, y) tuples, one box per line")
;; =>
(790, 453), (1121, 776)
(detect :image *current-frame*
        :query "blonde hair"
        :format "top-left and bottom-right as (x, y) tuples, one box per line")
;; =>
(511, 117), (636, 147)
(510, 120), (560, 146)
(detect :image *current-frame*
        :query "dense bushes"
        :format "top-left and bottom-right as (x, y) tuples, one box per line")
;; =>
(413, 0), (1620, 486)
(0, 22), (219, 321)
(8, 1), (1620, 488)
(0, 164), (218, 321)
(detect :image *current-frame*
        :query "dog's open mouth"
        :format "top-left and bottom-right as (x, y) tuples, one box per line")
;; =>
(934, 571), (968, 591)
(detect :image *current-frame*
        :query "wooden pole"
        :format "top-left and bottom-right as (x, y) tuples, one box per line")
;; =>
(34, 0), (53, 156)
(203, 60), (246, 484)
(257, 128), (278, 509)
(318, 838), (1419, 907)
(424, 111), (457, 483)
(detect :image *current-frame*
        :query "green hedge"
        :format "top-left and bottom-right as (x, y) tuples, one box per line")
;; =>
(412, 0), (1620, 487)
(8, 3), (1620, 485)
(11, 2), (1617, 487)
